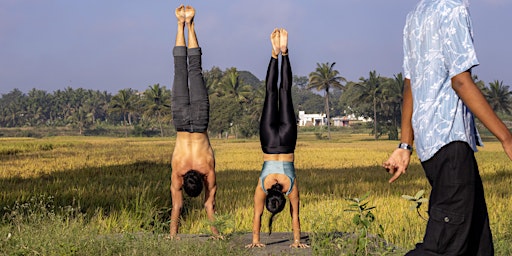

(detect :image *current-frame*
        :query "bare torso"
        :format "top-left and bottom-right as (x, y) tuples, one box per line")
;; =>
(172, 131), (215, 176)
(261, 153), (294, 193)
(170, 131), (218, 238)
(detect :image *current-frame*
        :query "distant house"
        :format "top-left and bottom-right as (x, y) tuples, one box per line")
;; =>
(298, 111), (326, 126)
(332, 114), (372, 127)
(298, 111), (371, 127)
(332, 116), (350, 127)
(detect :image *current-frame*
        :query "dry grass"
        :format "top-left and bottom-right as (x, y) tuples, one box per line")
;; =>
(0, 134), (511, 253)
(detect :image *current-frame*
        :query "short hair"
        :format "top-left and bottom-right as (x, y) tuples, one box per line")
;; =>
(265, 183), (286, 235)
(183, 170), (204, 197)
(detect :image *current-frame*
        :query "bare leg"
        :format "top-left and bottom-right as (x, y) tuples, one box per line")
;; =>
(184, 6), (209, 132)
(271, 28), (280, 59)
(175, 5), (185, 47)
(172, 5), (190, 131)
(280, 28), (288, 56)
(260, 30), (280, 153)
(185, 6), (198, 48)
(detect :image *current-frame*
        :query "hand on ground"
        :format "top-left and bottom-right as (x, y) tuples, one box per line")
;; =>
(165, 234), (181, 241)
(245, 242), (266, 248)
(290, 242), (310, 248)
(208, 235), (225, 240)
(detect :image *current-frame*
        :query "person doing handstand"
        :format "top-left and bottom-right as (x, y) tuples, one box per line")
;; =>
(169, 5), (220, 240)
(246, 28), (309, 249)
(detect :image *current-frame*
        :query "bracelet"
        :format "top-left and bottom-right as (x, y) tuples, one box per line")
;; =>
(398, 142), (413, 153)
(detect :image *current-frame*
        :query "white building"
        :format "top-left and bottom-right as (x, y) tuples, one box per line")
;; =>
(298, 111), (326, 126)
(298, 111), (371, 127)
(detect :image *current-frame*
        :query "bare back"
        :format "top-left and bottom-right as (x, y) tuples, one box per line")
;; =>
(172, 131), (215, 176)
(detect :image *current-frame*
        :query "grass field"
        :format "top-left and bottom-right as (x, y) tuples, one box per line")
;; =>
(0, 134), (511, 255)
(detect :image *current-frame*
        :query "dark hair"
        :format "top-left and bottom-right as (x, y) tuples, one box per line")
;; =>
(265, 183), (286, 235)
(183, 170), (204, 197)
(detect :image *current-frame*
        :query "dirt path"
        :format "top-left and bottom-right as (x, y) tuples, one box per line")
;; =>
(180, 232), (312, 256)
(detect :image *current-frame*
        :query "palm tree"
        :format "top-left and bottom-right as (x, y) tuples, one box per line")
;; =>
(0, 89), (26, 127)
(485, 80), (512, 115)
(215, 68), (253, 138)
(203, 66), (224, 96)
(472, 74), (488, 94)
(143, 84), (171, 137)
(353, 71), (382, 140)
(380, 73), (404, 140)
(217, 67), (252, 102)
(307, 62), (346, 139)
(110, 89), (138, 137)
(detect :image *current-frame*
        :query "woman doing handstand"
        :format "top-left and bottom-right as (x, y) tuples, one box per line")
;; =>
(246, 28), (309, 249)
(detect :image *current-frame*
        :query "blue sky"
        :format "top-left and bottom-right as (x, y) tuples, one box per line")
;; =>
(1, 0), (511, 95)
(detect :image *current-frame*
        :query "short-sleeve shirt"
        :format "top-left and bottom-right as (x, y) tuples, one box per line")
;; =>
(403, 0), (483, 162)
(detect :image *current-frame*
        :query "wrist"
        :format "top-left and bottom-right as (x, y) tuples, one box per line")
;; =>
(398, 142), (413, 153)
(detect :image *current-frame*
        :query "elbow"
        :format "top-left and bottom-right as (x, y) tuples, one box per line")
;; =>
(204, 201), (215, 212)
(450, 71), (473, 93)
(451, 79), (465, 93)
(172, 202), (183, 212)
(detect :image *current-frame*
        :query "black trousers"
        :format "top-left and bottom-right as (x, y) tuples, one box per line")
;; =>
(259, 55), (297, 154)
(407, 141), (494, 256)
(171, 46), (209, 133)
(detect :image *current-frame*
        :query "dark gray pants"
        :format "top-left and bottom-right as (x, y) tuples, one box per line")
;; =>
(172, 46), (209, 132)
(407, 141), (494, 256)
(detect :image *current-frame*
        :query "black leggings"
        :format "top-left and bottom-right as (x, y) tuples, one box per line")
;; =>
(259, 55), (297, 154)
(171, 46), (209, 132)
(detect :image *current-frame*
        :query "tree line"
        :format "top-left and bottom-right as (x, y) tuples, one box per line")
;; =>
(1, 63), (511, 139)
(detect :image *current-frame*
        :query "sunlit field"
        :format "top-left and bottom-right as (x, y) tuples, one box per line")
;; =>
(0, 134), (511, 254)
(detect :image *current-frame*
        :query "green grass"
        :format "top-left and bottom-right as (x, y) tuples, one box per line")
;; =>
(0, 134), (511, 255)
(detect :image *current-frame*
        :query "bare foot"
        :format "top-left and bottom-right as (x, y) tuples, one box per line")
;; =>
(270, 28), (280, 58)
(280, 28), (288, 55)
(175, 5), (185, 24)
(185, 5), (195, 24)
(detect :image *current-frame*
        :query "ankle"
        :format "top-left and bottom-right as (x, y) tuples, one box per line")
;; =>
(272, 49), (280, 58)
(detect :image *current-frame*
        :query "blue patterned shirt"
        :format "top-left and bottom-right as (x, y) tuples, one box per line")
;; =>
(403, 0), (483, 161)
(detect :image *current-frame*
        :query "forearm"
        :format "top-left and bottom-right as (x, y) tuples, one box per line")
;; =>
(452, 73), (512, 143)
(290, 195), (301, 242)
(170, 182), (183, 237)
(251, 215), (262, 243)
(169, 209), (180, 236)
(292, 217), (301, 242)
(204, 204), (219, 235)
(400, 79), (414, 144)
(204, 182), (219, 235)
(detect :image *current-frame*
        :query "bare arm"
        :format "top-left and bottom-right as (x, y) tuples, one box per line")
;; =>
(245, 184), (266, 248)
(169, 174), (183, 239)
(451, 71), (512, 159)
(204, 170), (220, 237)
(383, 78), (414, 183)
(288, 181), (309, 248)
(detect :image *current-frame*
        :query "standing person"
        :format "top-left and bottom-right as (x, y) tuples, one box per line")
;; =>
(245, 28), (309, 249)
(383, 0), (512, 255)
(169, 5), (220, 240)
